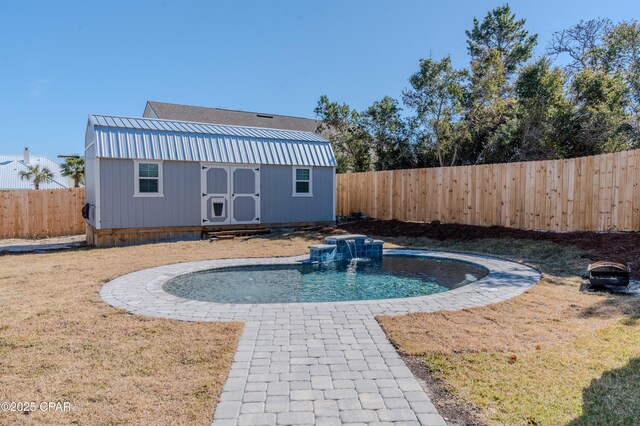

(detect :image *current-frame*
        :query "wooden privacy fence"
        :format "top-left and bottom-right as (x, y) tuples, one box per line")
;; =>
(337, 149), (640, 232)
(0, 188), (85, 239)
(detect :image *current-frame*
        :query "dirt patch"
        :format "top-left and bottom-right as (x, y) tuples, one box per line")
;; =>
(341, 219), (640, 278)
(403, 355), (485, 426)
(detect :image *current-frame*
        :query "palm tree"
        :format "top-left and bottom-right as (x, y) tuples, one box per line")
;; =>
(18, 164), (54, 190)
(60, 156), (85, 187)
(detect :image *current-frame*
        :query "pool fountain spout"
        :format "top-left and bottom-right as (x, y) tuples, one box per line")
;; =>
(309, 234), (384, 263)
(345, 239), (356, 260)
(326, 246), (337, 263)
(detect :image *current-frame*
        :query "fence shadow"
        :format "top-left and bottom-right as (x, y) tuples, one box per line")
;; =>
(0, 236), (86, 255)
(566, 357), (640, 425)
(578, 293), (640, 320)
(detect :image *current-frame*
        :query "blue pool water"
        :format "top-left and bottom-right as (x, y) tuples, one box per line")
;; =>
(163, 255), (488, 304)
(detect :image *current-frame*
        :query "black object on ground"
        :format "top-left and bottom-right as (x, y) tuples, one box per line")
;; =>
(587, 261), (630, 287)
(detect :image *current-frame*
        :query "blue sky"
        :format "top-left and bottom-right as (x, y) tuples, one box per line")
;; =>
(0, 0), (638, 158)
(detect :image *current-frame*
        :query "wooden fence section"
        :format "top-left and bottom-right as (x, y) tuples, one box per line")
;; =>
(337, 149), (640, 232)
(0, 188), (85, 239)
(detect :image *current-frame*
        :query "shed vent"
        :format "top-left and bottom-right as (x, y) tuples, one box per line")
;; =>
(256, 114), (274, 118)
(213, 202), (224, 217)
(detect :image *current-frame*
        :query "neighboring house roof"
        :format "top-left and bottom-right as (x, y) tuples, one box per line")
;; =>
(87, 114), (337, 167)
(144, 101), (321, 133)
(0, 155), (68, 190)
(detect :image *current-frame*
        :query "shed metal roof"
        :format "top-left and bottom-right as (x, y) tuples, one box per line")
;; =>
(88, 114), (336, 167)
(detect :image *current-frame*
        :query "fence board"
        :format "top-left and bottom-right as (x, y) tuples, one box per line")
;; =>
(0, 188), (85, 239)
(336, 149), (640, 232)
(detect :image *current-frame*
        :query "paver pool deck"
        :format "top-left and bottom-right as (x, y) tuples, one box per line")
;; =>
(100, 249), (540, 426)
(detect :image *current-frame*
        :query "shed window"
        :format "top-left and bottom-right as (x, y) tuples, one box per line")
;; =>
(293, 167), (312, 197)
(134, 160), (164, 197)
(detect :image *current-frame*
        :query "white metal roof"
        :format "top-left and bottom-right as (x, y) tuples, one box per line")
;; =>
(87, 114), (336, 167)
(0, 155), (69, 190)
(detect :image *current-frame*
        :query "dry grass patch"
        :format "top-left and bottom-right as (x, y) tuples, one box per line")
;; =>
(0, 233), (319, 425)
(377, 237), (640, 426)
(423, 323), (640, 426)
(381, 275), (638, 355)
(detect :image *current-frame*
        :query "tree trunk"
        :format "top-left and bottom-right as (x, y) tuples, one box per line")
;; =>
(74, 178), (80, 188)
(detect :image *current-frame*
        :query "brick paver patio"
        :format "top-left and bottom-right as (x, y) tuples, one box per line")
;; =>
(100, 249), (540, 425)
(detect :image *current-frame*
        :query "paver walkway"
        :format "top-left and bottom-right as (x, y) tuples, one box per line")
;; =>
(100, 250), (540, 426)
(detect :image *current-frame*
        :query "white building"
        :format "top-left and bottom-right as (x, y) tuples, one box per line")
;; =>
(0, 148), (70, 190)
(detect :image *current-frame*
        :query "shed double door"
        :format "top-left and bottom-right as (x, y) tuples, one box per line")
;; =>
(201, 164), (260, 225)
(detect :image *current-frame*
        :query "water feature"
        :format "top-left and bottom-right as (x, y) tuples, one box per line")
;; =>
(161, 234), (490, 304)
(163, 255), (489, 304)
(309, 234), (383, 263)
(345, 239), (356, 259)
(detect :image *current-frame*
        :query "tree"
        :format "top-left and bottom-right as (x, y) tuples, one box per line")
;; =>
(315, 10), (639, 171)
(463, 49), (517, 164)
(469, 49), (507, 104)
(60, 156), (85, 187)
(403, 57), (467, 167)
(548, 18), (612, 74)
(570, 68), (631, 155)
(463, 5), (537, 164)
(549, 19), (639, 149)
(360, 96), (414, 170)
(314, 95), (371, 173)
(18, 164), (54, 190)
(466, 4), (537, 84)
(600, 20), (640, 143)
(511, 58), (571, 160)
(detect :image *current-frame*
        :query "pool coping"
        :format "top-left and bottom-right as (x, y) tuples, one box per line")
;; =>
(99, 249), (540, 426)
(100, 249), (541, 321)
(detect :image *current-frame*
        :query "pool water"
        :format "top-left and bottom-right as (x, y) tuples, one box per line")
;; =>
(163, 255), (489, 304)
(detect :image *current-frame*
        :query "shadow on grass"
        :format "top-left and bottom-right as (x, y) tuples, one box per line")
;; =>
(567, 357), (640, 426)
(578, 295), (640, 320)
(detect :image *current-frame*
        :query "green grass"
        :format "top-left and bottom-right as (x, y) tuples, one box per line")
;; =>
(379, 236), (640, 426)
(424, 320), (640, 425)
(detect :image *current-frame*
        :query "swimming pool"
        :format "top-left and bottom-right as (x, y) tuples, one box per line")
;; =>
(162, 255), (489, 304)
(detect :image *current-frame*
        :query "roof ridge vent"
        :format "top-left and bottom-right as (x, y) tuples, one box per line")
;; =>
(256, 114), (274, 119)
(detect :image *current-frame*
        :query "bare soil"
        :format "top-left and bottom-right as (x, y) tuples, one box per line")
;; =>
(341, 219), (640, 278)
(404, 355), (485, 426)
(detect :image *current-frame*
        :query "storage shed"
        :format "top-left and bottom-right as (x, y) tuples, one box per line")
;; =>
(84, 114), (337, 247)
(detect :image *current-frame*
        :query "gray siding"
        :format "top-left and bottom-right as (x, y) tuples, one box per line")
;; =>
(99, 159), (200, 229)
(260, 165), (334, 224)
(84, 144), (97, 227)
(98, 160), (334, 229)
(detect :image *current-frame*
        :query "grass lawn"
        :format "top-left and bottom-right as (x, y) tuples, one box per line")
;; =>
(0, 233), (319, 425)
(378, 237), (640, 426)
(2, 226), (638, 425)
